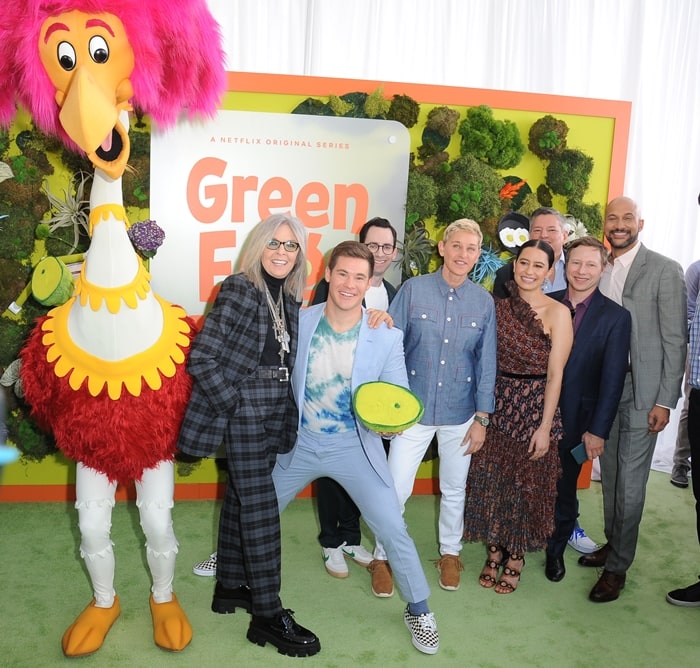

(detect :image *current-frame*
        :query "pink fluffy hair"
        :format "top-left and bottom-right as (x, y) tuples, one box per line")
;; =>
(0, 0), (226, 144)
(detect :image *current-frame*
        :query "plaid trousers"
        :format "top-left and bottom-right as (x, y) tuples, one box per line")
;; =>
(216, 374), (293, 617)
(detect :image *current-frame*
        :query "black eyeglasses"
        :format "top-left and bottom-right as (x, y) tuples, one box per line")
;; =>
(266, 239), (300, 252)
(365, 242), (396, 255)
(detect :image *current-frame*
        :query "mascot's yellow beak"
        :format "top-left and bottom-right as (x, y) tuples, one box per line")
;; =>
(58, 67), (130, 179)
(39, 10), (135, 179)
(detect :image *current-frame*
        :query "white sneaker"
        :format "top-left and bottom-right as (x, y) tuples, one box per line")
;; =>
(193, 552), (217, 576)
(342, 544), (374, 566)
(322, 545), (349, 578)
(568, 527), (600, 554)
(403, 607), (439, 655)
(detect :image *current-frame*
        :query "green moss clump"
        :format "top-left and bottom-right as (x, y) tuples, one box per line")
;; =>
(458, 105), (525, 170)
(337, 92), (370, 118)
(435, 154), (504, 225)
(528, 115), (569, 159)
(519, 192), (544, 216)
(291, 97), (335, 116)
(536, 184), (554, 207)
(363, 88), (391, 119)
(387, 94), (420, 128)
(406, 169), (438, 224)
(418, 107), (460, 160)
(546, 149), (594, 199)
(566, 198), (603, 238)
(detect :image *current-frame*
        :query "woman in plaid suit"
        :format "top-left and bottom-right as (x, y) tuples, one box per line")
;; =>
(177, 214), (320, 657)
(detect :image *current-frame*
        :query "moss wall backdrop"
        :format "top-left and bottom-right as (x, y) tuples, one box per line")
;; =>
(0, 72), (630, 498)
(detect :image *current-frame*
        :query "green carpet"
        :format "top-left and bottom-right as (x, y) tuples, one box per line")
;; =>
(0, 470), (697, 667)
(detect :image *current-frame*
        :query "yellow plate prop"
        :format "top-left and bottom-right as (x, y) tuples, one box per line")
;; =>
(352, 381), (424, 433)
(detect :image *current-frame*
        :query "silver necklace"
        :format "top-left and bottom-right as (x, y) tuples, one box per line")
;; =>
(264, 285), (290, 365)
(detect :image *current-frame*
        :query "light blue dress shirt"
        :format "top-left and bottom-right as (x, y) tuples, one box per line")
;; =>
(388, 270), (497, 425)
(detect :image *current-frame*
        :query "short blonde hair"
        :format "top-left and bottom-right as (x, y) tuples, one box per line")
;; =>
(443, 218), (483, 245)
(238, 214), (308, 301)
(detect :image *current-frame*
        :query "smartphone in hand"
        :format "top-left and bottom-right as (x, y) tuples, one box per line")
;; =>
(570, 442), (588, 464)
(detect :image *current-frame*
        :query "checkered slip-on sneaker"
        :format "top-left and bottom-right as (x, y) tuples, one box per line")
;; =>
(403, 607), (439, 654)
(193, 552), (217, 576)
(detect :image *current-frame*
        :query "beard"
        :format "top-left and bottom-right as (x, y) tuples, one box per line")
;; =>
(606, 230), (639, 249)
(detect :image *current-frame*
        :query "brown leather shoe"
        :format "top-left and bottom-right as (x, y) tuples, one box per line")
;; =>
(577, 542), (611, 568)
(589, 569), (626, 603)
(367, 559), (394, 597)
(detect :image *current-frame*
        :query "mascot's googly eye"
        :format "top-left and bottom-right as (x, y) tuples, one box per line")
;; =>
(89, 35), (109, 64)
(57, 41), (76, 70)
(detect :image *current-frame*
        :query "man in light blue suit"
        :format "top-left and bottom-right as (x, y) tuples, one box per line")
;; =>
(272, 241), (439, 655)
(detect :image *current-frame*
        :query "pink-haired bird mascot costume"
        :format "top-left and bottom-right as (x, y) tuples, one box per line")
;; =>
(0, 0), (225, 657)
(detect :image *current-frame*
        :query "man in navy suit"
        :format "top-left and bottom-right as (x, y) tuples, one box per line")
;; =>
(544, 237), (631, 582)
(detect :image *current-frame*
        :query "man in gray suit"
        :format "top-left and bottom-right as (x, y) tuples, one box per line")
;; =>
(578, 196), (687, 602)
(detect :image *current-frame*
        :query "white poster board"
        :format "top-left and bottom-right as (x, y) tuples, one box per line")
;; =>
(150, 110), (410, 315)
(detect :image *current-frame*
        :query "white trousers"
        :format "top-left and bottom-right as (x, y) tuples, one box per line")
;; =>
(75, 461), (178, 607)
(374, 418), (473, 560)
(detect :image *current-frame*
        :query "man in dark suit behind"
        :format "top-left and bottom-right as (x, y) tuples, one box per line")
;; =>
(544, 237), (631, 583)
(578, 196), (687, 602)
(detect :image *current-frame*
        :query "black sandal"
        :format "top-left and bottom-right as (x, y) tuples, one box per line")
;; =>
(495, 554), (524, 594)
(479, 545), (508, 589)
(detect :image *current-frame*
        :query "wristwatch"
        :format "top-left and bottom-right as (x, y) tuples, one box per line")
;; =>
(473, 414), (490, 427)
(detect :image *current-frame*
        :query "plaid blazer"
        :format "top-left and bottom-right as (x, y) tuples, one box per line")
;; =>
(177, 273), (299, 457)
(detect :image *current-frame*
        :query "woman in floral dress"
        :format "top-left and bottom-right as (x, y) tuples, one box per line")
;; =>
(463, 239), (573, 593)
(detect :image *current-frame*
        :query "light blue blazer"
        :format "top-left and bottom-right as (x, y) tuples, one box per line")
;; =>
(276, 303), (409, 487)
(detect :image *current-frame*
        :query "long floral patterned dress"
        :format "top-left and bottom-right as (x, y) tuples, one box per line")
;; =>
(463, 283), (563, 555)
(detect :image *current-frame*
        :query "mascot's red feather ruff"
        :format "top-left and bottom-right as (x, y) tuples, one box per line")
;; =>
(0, 0), (225, 656)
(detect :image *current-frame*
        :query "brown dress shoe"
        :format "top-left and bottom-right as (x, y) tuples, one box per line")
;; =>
(367, 559), (394, 597)
(578, 542), (611, 568)
(589, 569), (626, 603)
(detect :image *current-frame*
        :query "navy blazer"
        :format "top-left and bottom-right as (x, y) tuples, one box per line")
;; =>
(552, 288), (632, 448)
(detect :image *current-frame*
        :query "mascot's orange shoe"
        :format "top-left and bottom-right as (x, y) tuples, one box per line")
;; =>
(61, 597), (121, 657)
(149, 593), (193, 652)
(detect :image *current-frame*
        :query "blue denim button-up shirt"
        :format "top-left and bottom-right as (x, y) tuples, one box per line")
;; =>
(388, 270), (497, 425)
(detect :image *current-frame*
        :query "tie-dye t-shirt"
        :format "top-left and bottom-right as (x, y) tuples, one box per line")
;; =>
(301, 315), (360, 433)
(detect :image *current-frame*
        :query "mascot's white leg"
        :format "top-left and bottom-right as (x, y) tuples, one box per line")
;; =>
(62, 463), (121, 657)
(135, 461), (177, 602)
(76, 463), (117, 606)
(137, 460), (192, 652)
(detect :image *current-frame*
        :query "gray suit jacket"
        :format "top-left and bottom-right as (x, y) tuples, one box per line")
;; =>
(623, 244), (687, 410)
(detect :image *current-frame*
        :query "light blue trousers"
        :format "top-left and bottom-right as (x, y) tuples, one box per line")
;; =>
(272, 428), (431, 604)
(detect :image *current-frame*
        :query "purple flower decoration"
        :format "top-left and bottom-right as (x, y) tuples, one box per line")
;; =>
(128, 219), (165, 259)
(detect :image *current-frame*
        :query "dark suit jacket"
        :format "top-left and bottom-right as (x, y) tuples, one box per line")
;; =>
(177, 273), (299, 457)
(552, 288), (631, 448)
(311, 277), (397, 306)
(491, 262), (515, 299)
